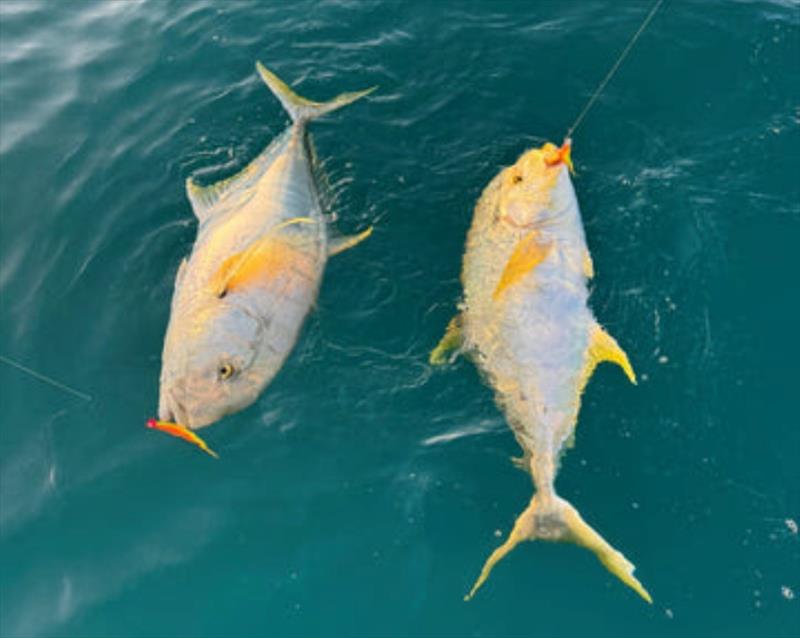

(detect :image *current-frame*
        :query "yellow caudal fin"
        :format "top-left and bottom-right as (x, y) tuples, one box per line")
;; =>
(588, 322), (637, 385)
(560, 498), (652, 603)
(256, 61), (376, 124)
(465, 495), (537, 600)
(465, 494), (651, 604)
(430, 315), (464, 365)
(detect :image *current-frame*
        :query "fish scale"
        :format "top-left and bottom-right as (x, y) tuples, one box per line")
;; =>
(153, 62), (374, 436)
(431, 140), (650, 603)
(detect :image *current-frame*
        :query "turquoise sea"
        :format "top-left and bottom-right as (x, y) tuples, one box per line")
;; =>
(1, 1), (798, 636)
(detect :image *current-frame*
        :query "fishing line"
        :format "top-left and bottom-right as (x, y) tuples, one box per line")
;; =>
(565, 0), (664, 140)
(0, 354), (93, 402)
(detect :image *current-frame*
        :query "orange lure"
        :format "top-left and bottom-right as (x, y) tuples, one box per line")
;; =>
(543, 138), (575, 174)
(146, 418), (219, 458)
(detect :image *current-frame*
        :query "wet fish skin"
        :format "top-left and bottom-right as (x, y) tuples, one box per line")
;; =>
(432, 141), (650, 602)
(462, 142), (593, 467)
(157, 63), (373, 430)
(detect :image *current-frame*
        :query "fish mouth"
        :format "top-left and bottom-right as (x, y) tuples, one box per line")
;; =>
(158, 388), (220, 430)
(159, 389), (190, 428)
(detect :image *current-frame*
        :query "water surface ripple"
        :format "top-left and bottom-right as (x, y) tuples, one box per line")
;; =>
(1, 1), (798, 637)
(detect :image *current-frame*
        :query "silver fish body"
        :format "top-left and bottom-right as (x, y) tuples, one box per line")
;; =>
(432, 141), (650, 602)
(463, 162), (593, 471)
(158, 63), (373, 430)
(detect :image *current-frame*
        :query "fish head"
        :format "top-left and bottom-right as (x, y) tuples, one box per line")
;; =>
(158, 299), (272, 429)
(498, 140), (572, 227)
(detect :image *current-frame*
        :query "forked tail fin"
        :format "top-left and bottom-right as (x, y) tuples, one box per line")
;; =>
(255, 61), (376, 124)
(465, 494), (652, 603)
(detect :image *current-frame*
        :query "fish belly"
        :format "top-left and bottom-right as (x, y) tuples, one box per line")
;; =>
(482, 279), (590, 444)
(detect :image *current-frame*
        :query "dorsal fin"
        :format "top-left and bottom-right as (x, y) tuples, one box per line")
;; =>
(185, 155), (263, 223)
(429, 314), (464, 365)
(186, 178), (220, 222)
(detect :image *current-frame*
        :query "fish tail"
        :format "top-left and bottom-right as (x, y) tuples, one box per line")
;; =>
(465, 493), (652, 604)
(255, 61), (376, 124)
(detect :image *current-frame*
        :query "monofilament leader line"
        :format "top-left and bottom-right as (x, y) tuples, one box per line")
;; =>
(565, 0), (664, 141)
(0, 354), (93, 402)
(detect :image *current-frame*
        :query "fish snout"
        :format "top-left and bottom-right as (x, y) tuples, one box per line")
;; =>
(158, 382), (224, 430)
(158, 389), (185, 425)
(158, 381), (194, 426)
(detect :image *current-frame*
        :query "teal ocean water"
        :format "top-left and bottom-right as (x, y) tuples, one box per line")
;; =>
(1, 1), (798, 636)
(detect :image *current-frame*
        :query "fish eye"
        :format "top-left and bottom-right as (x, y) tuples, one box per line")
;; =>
(512, 174), (523, 184)
(218, 362), (235, 380)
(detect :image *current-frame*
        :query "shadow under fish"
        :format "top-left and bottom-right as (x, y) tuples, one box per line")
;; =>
(149, 62), (374, 454)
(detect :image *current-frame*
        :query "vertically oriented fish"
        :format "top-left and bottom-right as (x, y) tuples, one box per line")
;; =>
(157, 63), (374, 431)
(431, 140), (651, 602)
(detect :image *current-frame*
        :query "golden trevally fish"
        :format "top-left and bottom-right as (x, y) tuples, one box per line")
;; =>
(431, 140), (651, 603)
(157, 62), (374, 431)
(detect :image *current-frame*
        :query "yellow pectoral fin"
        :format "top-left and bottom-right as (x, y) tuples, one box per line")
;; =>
(212, 238), (311, 298)
(211, 241), (263, 297)
(586, 323), (637, 385)
(210, 218), (320, 297)
(493, 232), (553, 300)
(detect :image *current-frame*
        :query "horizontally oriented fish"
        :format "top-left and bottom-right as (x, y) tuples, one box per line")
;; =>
(431, 140), (651, 602)
(157, 62), (374, 432)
